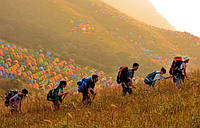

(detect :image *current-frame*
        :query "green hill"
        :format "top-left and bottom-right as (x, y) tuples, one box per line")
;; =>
(0, 0), (200, 76)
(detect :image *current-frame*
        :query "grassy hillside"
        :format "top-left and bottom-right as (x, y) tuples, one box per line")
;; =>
(0, 41), (110, 90)
(101, 0), (175, 30)
(0, 0), (200, 76)
(0, 71), (199, 128)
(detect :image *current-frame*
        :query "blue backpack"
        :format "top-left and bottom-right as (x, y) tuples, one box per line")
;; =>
(77, 77), (92, 92)
(144, 71), (160, 85)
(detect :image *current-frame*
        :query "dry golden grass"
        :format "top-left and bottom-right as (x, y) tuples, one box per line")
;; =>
(0, 71), (199, 128)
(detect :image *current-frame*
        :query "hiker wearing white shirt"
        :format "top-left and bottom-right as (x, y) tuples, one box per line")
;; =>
(175, 56), (190, 88)
(144, 67), (172, 89)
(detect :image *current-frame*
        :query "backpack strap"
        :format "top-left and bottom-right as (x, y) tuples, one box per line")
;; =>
(119, 66), (128, 79)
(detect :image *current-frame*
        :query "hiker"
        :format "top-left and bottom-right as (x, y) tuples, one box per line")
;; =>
(117, 63), (139, 96)
(9, 89), (28, 114)
(169, 56), (190, 88)
(47, 81), (67, 110)
(144, 67), (172, 90)
(175, 57), (190, 88)
(77, 74), (98, 104)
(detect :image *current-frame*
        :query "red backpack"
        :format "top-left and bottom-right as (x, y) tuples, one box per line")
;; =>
(116, 66), (128, 84)
(169, 57), (183, 75)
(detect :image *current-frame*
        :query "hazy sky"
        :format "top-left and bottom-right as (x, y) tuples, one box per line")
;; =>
(150, 0), (200, 37)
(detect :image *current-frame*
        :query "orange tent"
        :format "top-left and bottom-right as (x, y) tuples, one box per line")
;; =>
(6, 58), (12, 63)
(39, 54), (45, 57)
(13, 60), (19, 65)
(0, 49), (4, 56)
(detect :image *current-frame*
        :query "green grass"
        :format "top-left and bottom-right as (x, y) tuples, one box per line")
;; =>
(0, 71), (199, 128)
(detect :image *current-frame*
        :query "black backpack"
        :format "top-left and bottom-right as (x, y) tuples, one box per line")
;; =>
(47, 87), (58, 101)
(117, 66), (128, 84)
(4, 90), (18, 107)
(169, 57), (183, 75)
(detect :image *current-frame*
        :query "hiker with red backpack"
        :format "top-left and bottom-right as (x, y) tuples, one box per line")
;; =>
(117, 63), (139, 96)
(77, 74), (99, 104)
(144, 67), (172, 90)
(169, 56), (190, 88)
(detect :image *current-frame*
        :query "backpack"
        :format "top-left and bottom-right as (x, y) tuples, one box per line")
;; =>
(144, 71), (159, 85)
(47, 87), (58, 101)
(116, 66), (128, 84)
(4, 90), (18, 107)
(169, 57), (183, 75)
(77, 77), (92, 92)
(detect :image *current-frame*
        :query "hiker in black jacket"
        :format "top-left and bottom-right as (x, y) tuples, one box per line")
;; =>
(117, 63), (139, 96)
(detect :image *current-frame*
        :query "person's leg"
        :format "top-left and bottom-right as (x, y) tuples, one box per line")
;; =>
(121, 83), (126, 96)
(128, 87), (133, 95)
(181, 75), (185, 83)
(10, 104), (16, 114)
(53, 100), (59, 110)
(90, 90), (95, 100)
(82, 92), (86, 103)
(148, 85), (153, 91)
(148, 85), (152, 90)
(175, 74), (181, 89)
(57, 101), (60, 109)
(126, 82), (132, 95)
(122, 86), (128, 96)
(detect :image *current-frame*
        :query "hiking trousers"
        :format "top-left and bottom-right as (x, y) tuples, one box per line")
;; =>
(174, 74), (184, 88)
(10, 104), (18, 114)
(52, 100), (60, 109)
(121, 82), (132, 96)
(82, 90), (94, 102)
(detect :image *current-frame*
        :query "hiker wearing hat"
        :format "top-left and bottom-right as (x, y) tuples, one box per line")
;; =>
(170, 56), (190, 88)
(181, 57), (190, 80)
(9, 89), (28, 114)
(47, 81), (67, 110)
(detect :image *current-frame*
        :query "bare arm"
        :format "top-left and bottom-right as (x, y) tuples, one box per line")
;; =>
(164, 76), (173, 79)
(127, 77), (136, 89)
(183, 64), (187, 78)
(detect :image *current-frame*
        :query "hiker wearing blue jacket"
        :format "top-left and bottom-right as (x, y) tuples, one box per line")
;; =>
(77, 74), (99, 104)
(144, 67), (172, 89)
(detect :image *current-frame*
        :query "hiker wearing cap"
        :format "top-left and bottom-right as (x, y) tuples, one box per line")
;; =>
(144, 67), (172, 90)
(169, 56), (190, 88)
(176, 57), (190, 88)
(77, 74), (98, 104)
(47, 81), (67, 110)
(182, 57), (190, 80)
(117, 63), (139, 96)
(9, 89), (28, 114)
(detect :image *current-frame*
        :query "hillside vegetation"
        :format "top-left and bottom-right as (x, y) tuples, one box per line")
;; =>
(0, 0), (200, 75)
(101, 0), (175, 30)
(0, 71), (199, 128)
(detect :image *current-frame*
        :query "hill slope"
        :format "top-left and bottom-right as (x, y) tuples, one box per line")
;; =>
(0, 0), (200, 76)
(0, 71), (200, 127)
(101, 0), (175, 30)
